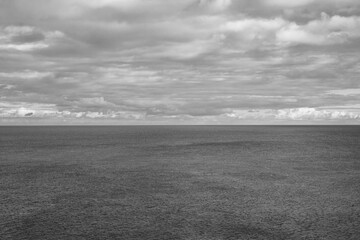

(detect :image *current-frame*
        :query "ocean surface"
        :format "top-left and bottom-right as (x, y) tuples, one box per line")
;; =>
(1, 126), (360, 239)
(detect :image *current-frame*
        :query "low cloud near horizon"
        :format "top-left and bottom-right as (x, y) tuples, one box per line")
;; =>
(1, 0), (360, 124)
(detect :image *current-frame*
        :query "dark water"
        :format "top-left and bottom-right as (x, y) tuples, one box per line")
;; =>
(1, 126), (360, 239)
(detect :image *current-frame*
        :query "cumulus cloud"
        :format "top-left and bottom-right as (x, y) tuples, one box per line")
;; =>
(221, 17), (286, 42)
(225, 109), (275, 120)
(277, 13), (360, 45)
(0, 102), (59, 117)
(275, 107), (360, 120)
(0, 101), (145, 120)
(221, 13), (360, 47)
(226, 107), (360, 121)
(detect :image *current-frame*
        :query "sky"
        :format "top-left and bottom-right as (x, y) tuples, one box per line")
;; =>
(1, 0), (360, 125)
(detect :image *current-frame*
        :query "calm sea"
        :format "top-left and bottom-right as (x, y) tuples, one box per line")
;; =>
(1, 126), (360, 239)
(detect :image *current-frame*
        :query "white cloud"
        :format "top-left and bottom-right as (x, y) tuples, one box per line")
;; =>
(77, 0), (141, 9)
(275, 107), (360, 120)
(225, 109), (275, 119)
(326, 88), (360, 96)
(262, 0), (360, 9)
(153, 38), (221, 59)
(0, 84), (15, 90)
(0, 101), (145, 120)
(247, 95), (298, 103)
(0, 42), (49, 51)
(221, 18), (286, 43)
(221, 13), (360, 47)
(262, 0), (315, 8)
(199, 0), (232, 12)
(83, 111), (109, 118)
(64, 110), (145, 120)
(0, 70), (53, 79)
(0, 102), (59, 117)
(94, 65), (163, 84)
(319, 104), (360, 110)
(76, 97), (116, 107)
(276, 23), (326, 45)
(222, 18), (286, 33)
(225, 107), (360, 121)
(0, 26), (65, 51)
(277, 13), (360, 45)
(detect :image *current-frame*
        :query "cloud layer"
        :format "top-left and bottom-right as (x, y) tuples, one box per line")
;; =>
(1, 0), (360, 124)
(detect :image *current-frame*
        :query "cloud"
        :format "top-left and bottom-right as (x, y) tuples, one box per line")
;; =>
(276, 107), (360, 120)
(0, 101), (144, 120)
(221, 17), (286, 43)
(221, 13), (360, 48)
(0, 26), (65, 51)
(277, 13), (360, 45)
(262, 0), (315, 8)
(0, 70), (53, 79)
(261, 0), (360, 17)
(152, 38), (222, 59)
(76, 97), (115, 107)
(319, 104), (360, 110)
(276, 23), (326, 45)
(225, 109), (275, 120)
(1, 0), (360, 124)
(226, 107), (360, 121)
(0, 84), (15, 90)
(0, 102), (59, 117)
(326, 88), (360, 96)
(69, 97), (118, 111)
(92, 65), (163, 84)
(198, 0), (232, 12)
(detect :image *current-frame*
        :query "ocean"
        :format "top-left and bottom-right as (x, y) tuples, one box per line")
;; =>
(1, 126), (360, 239)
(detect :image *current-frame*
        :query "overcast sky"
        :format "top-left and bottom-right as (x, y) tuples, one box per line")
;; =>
(1, 0), (360, 124)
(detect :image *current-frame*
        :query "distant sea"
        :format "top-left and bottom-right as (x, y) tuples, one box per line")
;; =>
(1, 126), (360, 239)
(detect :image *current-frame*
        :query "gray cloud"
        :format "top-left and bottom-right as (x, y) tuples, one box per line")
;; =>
(1, 0), (360, 124)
